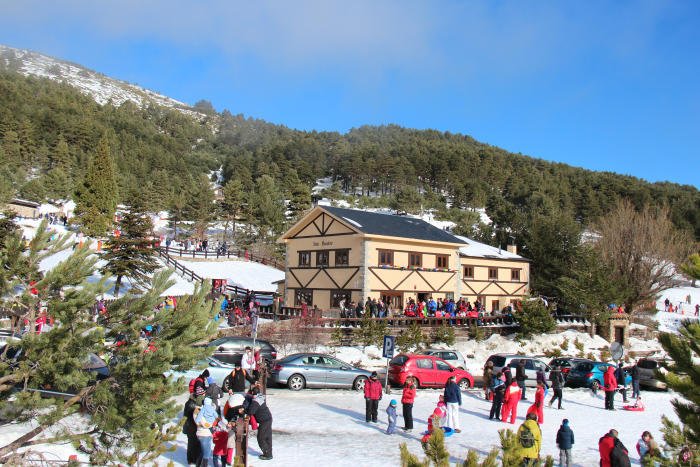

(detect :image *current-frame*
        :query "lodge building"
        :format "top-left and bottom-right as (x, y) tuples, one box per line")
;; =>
(278, 206), (530, 312)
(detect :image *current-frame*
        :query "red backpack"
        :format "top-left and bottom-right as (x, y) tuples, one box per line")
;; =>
(189, 377), (201, 394)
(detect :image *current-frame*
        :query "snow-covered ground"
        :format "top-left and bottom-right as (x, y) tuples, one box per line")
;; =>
(175, 258), (284, 292)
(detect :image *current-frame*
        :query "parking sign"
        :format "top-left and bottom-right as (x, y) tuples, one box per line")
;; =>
(382, 335), (395, 359)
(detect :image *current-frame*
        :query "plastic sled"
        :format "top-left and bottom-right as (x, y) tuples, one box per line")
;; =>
(623, 405), (645, 412)
(421, 427), (455, 437)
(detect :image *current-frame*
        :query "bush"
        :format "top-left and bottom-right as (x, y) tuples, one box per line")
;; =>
(560, 338), (569, 351)
(358, 312), (387, 348)
(574, 337), (584, 352)
(468, 323), (485, 341)
(397, 322), (427, 352)
(431, 323), (456, 346)
(516, 298), (557, 337)
(543, 347), (562, 358)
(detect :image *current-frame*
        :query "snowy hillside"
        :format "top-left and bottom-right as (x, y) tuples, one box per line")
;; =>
(0, 44), (204, 119)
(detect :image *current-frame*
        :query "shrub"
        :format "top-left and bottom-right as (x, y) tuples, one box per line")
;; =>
(543, 347), (562, 358)
(586, 352), (596, 361)
(431, 323), (456, 346)
(560, 337), (569, 351)
(516, 298), (556, 337)
(358, 312), (387, 348)
(574, 337), (584, 352)
(397, 322), (427, 352)
(468, 323), (485, 341)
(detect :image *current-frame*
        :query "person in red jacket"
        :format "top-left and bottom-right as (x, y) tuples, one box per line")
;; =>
(501, 380), (521, 424)
(603, 366), (617, 410)
(599, 429), (629, 467)
(526, 381), (545, 424)
(401, 376), (417, 432)
(364, 371), (383, 423)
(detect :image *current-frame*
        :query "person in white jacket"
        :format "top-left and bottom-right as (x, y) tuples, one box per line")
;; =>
(241, 346), (257, 386)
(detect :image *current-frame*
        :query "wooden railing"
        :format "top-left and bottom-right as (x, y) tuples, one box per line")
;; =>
(160, 247), (285, 271)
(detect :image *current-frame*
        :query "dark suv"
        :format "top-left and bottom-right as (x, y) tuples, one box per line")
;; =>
(207, 337), (277, 366)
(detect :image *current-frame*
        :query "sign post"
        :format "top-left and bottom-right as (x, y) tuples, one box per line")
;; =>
(382, 335), (395, 394)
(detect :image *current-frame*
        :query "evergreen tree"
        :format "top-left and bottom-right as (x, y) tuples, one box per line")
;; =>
(288, 182), (312, 220)
(100, 207), (159, 297)
(2, 129), (20, 166)
(220, 178), (245, 241)
(51, 134), (72, 171)
(658, 320), (700, 458)
(679, 253), (700, 287)
(251, 175), (285, 241)
(184, 174), (216, 240)
(74, 134), (119, 237)
(516, 297), (556, 337)
(391, 186), (422, 213)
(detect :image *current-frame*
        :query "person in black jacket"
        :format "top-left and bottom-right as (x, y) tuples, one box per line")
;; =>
(182, 394), (202, 465)
(516, 360), (528, 400)
(556, 419), (574, 467)
(222, 364), (248, 393)
(246, 387), (273, 461)
(503, 366), (513, 387)
(630, 362), (641, 399)
(549, 366), (565, 409)
(615, 364), (628, 403)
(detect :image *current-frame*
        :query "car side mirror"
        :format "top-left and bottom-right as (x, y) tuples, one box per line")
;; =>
(450, 367), (455, 372)
(218, 346), (225, 352)
(341, 366), (350, 371)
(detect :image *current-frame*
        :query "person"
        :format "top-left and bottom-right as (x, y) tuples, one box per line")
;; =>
(212, 418), (229, 467)
(246, 386), (273, 460)
(489, 371), (505, 420)
(556, 419), (574, 467)
(183, 393), (202, 466)
(401, 376), (416, 432)
(195, 397), (218, 467)
(604, 365), (618, 410)
(205, 377), (225, 413)
(526, 381), (545, 424)
(502, 380), (521, 424)
(636, 431), (652, 461)
(192, 369), (210, 399)
(386, 399), (398, 434)
(364, 371), (383, 423)
(679, 446), (694, 465)
(443, 375), (462, 433)
(599, 429), (630, 467)
(549, 365), (565, 409)
(516, 359), (528, 400)
(222, 363), (248, 394)
(629, 361), (641, 400)
(241, 346), (257, 385)
(615, 363), (628, 403)
(422, 399), (447, 444)
(503, 365), (513, 387)
(516, 412), (542, 466)
(483, 360), (494, 400)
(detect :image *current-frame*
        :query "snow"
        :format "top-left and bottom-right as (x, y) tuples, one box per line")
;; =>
(454, 234), (524, 260)
(173, 258), (284, 292)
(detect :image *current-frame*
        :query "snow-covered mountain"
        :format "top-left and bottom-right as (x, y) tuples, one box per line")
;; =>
(0, 44), (205, 119)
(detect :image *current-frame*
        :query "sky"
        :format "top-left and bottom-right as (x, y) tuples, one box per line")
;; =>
(1, 1), (699, 187)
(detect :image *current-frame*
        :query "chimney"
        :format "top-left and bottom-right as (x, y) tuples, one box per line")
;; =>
(507, 236), (517, 254)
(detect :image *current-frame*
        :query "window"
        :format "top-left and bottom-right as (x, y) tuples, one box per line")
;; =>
(441, 352), (457, 362)
(491, 300), (500, 312)
(511, 269), (521, 281)
(488, 267), (498, 280)
(330, 290), (352, 308)
(316, 250), (329, 267)
(335, 249), (349, 266)
(416, 358), (433, 369)
(436, 254), (449, 269)
(380, 292), (403, 309)
(298, 251), (311, 267)
(409, 252), (422, 268)
(378, 250), (394, 267)
(435, 360), (451, 371)
(294, 289), (313, 306)
(463, 266), (474, 279)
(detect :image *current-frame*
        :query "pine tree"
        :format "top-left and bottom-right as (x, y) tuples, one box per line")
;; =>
(679, 253), (700, 287)
(252, 175), (285, 241)
(516, 297), (556, 337)
(658, 320), (700, 457)
(51, 134), (72, 171)
(184, 175), (215, 240)
(288, 182), (311, 220)
(220, 178), (245, 241)
(2, 129), (21, 166)
(74, 134), (119, 237)
(100, 206), (159, 297)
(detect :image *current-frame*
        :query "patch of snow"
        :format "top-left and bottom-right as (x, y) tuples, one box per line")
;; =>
(175, 258), (284, 292)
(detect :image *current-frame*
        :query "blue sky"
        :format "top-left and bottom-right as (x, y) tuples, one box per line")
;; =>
(1, 1), (699, 187)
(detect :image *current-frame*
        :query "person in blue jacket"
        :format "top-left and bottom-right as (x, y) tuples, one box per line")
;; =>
(443, 376), (462, 433)
(556, 419), (575, 467)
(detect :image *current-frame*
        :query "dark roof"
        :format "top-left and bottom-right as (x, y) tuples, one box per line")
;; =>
(321, 206), (466, 244)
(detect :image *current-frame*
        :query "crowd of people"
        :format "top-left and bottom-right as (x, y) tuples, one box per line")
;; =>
(663, 296), (699, 316)
(339, 295), (515, 320)
(183, 346), (273, 466)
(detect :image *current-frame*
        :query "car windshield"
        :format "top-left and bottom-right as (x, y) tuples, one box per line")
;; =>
(574, 362), (593, 372)
(488, 355), (506, 367)
(390, 355), (408, 366)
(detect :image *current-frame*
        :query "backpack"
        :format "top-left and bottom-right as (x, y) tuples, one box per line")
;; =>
(519, 424), (535, 448)
(188, 377), (200, 394)
(611, 441), (631, 467)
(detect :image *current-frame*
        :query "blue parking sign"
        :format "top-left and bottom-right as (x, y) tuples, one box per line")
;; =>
(382, 335), (395, 359)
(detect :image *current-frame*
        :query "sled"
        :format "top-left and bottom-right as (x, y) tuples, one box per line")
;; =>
(421, 427), (455, 437)
(623, 405), (645, 412)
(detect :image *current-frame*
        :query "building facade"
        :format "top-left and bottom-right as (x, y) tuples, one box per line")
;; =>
(279, 206), (530, 311)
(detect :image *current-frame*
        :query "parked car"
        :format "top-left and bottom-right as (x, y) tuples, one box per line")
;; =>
(548, 357), (592, 379)
(165, 355), (238, 387)
(206, 337), (277, 366)
(269, 353), (372, 391)
(633, 358), (668, 390)
(418, 349), (467, 370)
(566, 361), (632, 390)
(388, 353), (474, 390)
(486, 354), (550, 387)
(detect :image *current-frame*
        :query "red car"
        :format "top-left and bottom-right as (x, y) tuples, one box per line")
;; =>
(388, 353), (474, 390)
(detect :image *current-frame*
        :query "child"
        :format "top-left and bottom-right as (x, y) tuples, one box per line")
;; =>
(556, 419), (574, 467)
(386, 400), (398, 434)
(212, 418), (230, 467)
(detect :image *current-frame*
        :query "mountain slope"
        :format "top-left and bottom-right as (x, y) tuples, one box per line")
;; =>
(0, 44), (204, 119)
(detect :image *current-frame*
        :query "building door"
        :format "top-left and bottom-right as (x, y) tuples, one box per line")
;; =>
(614, 326), (625, 345)
(380, 292), (403, 311)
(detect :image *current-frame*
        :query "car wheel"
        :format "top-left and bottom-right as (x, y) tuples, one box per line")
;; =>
(287, 374), (306, 391)
(353, 376), (368, 391)
(590, 380), (600, 391)
(458, 378), (471, 391)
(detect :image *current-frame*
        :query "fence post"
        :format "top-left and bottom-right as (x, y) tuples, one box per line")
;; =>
(234, 417), (248, 466)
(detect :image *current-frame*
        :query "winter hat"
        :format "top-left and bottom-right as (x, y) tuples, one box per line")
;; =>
(371, 371), (378, 378)
(562, 419), (569, 426)
(207, 376), (214, 386)
(390, 399), (397, 406)
(228, 393), (245, 408)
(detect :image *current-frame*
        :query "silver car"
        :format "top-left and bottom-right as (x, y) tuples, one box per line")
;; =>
(166, 356), (237, 388)
(270, 353), (373, 391)
(418, 349), (467, 369)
